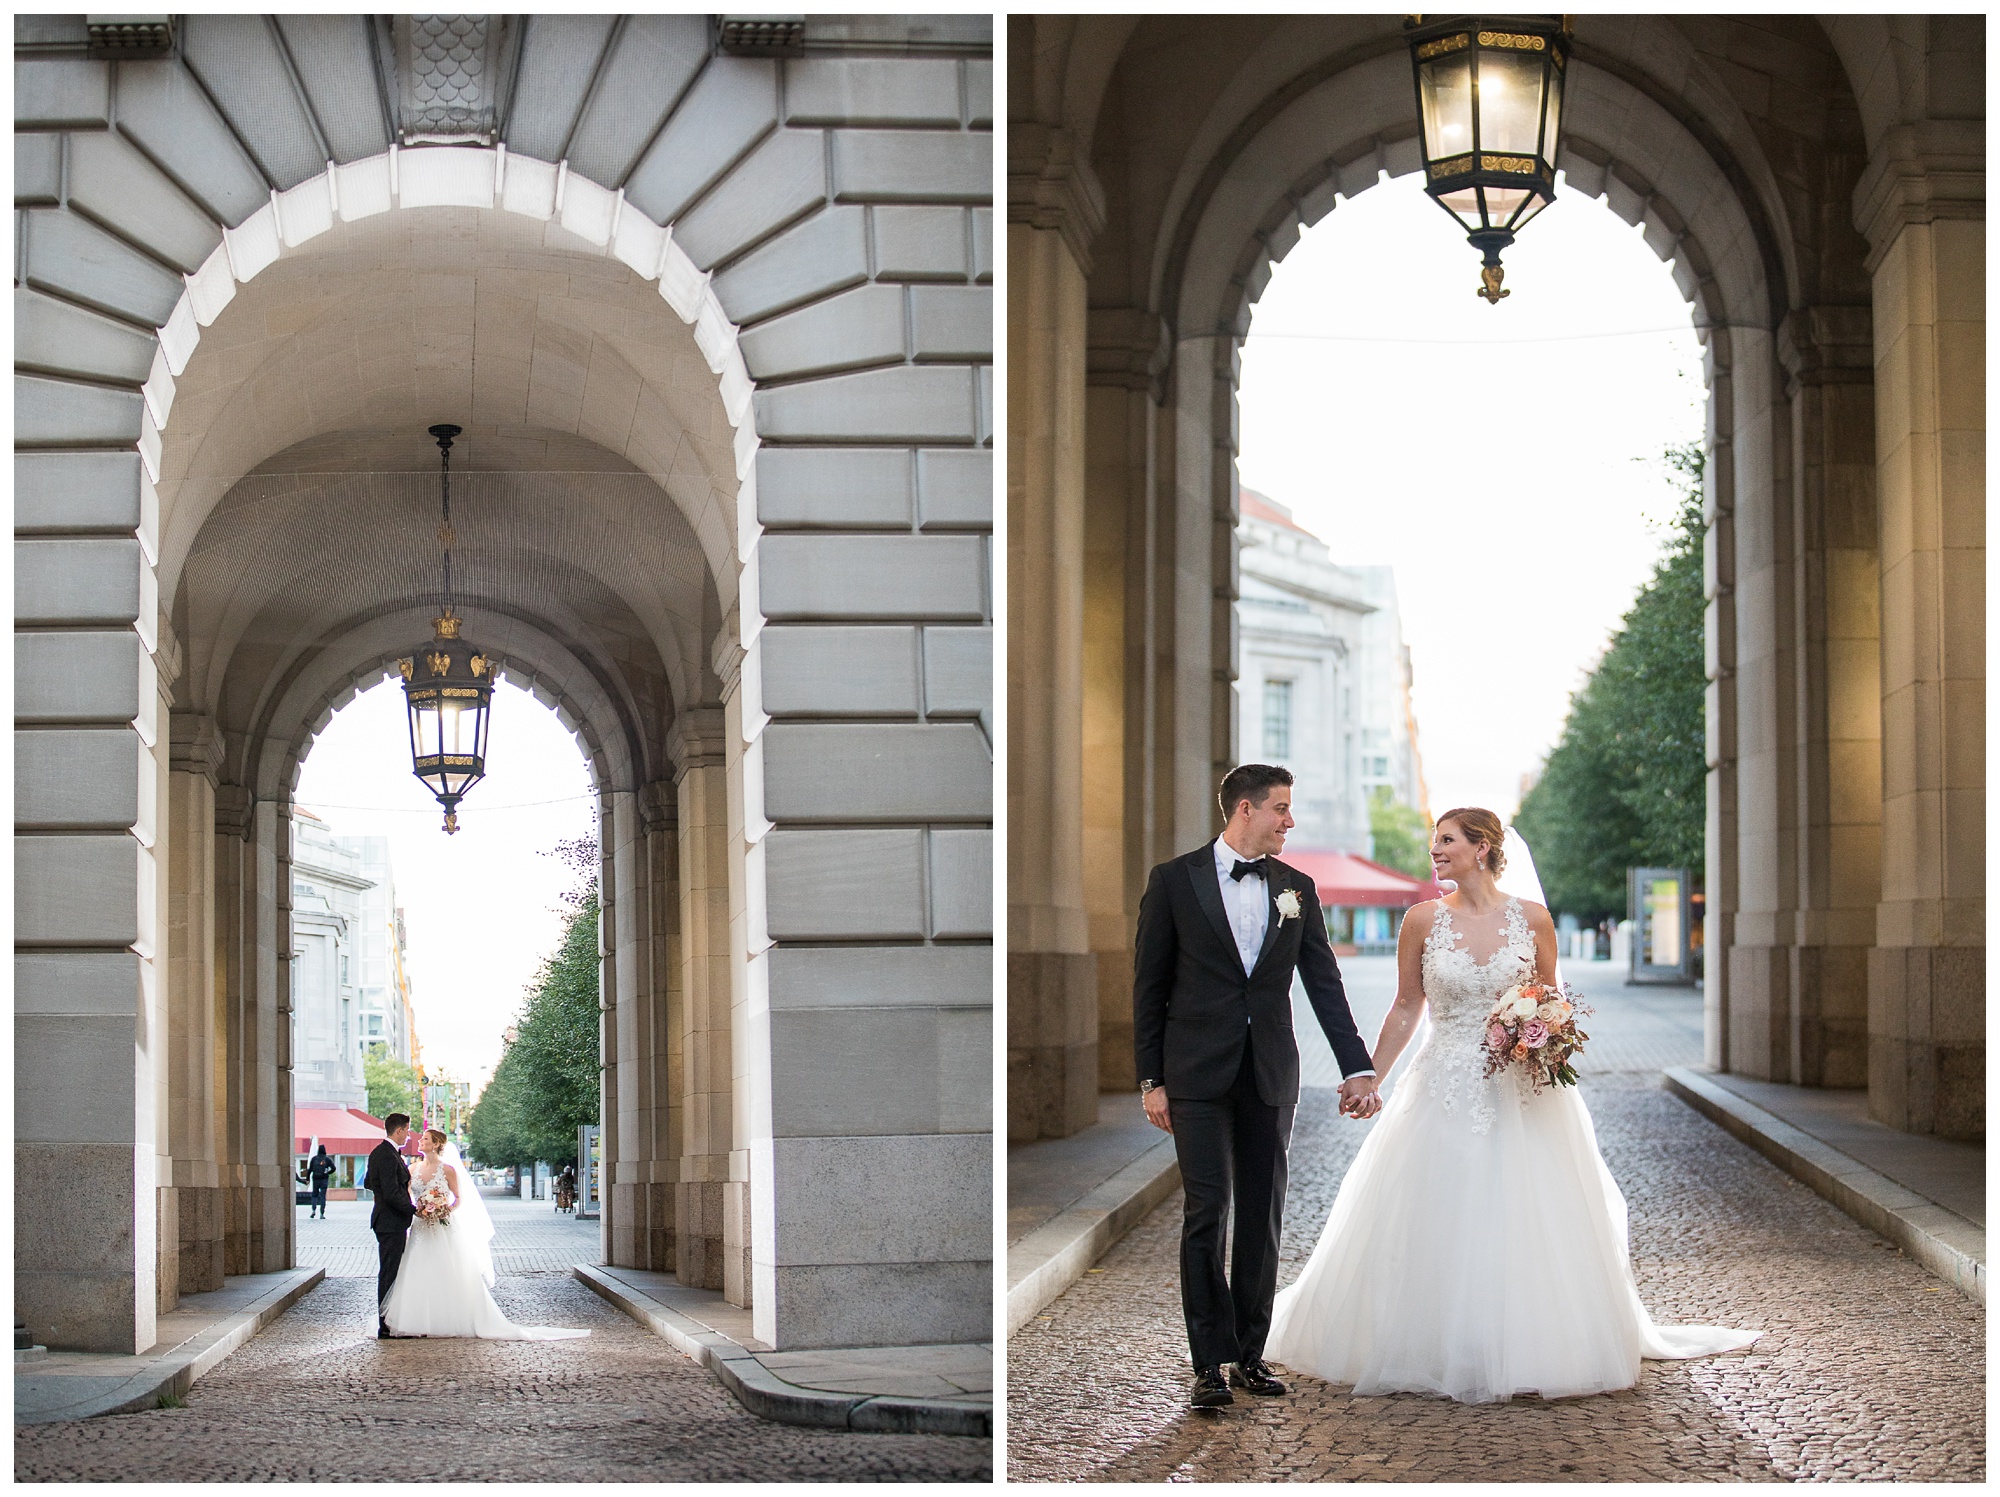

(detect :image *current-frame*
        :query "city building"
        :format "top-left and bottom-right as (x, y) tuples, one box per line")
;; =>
(1234, 487), (1376, 853)
(289, 808), (420, 1116)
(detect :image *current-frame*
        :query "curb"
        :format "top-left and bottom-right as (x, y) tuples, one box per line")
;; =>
(1664, 1067), (1985, 1303)
(1006, 1135), (1181, 1335)
(15, 1267), (325, 1425)
(572, 1265), (990, 1438)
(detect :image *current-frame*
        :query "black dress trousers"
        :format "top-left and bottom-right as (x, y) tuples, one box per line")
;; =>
(1168, 1035), (1296, 1370)
(375, 1228), (407, 1324)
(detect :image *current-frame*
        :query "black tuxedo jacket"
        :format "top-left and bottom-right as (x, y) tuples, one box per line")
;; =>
(1132, 842), (1374, 1104)
(363, 1140), (414, 1234)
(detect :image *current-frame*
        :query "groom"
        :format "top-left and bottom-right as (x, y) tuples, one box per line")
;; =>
(1133, 764), (1381, 1409)
(364, 1113), (417, 1339)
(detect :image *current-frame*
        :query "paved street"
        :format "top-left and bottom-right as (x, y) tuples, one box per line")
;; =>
(18, 1197), (990, 1481)
(297, 1193), (602, 1277)
(1007, 962), (1985, 1482)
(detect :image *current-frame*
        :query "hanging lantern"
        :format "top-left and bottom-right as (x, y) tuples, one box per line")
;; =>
(398, 424), (496, 834)
(1405, 15), (1571, 303)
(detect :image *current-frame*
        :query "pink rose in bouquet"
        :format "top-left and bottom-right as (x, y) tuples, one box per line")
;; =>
(1521, 1019), (1550, 1048)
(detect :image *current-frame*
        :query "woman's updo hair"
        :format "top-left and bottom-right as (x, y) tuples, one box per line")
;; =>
(423, 1126), (448, 1148)
(1437, 806), (1507, 875)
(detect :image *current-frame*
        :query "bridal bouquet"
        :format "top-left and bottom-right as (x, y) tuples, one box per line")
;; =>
(1481, 980), (1592, 1092)
(414, 1179), (453, 1227)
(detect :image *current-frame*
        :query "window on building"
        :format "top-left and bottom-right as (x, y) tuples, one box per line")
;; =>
(367, 1014), (382, 1036)
(339, 954), (349, 986)
(1263, 679), (1293, 759)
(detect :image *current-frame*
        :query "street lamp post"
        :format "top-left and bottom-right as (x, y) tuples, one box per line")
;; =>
(399, 424), (496, 834)
(1405, 14), (1571, 303)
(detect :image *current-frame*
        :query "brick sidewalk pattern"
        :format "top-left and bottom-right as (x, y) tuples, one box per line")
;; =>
(14, 1274), (991, 1481)
(1007, 1070), (1985, 1482)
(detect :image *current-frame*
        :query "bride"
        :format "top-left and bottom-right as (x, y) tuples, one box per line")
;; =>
(1266, 807), (1757, 1403)
(381, 1128), (589, 1341)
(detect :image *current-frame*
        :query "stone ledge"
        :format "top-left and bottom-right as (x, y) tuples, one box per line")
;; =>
(1664, 1067), (1984, 1303)
(573, 1263), (990, 1438)
(1006, 1135), (1180, 1335)
(14, 1268), (324, 1425)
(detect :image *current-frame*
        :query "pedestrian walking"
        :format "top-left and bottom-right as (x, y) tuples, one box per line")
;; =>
(556, 1163), (577, 1214)
(307, 1144), (336, 1219)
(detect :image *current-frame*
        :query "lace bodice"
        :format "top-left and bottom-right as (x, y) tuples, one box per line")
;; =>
(1414, 897), (1538, 1133)
(409, 1162), (454, 1216)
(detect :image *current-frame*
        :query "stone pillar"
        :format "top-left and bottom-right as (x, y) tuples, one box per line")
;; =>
(1725, 328), (1803, 1080)
(674, 710), (734, 1292)
(1084, 310), (1170, 1093)
(643, 782), (683, 1273)
(1855, 127), (1985, 1138)
(1703, 337), (1740, 1073)
(15, 451), (165, 1351)
(1778, 307), (1881, 1087)
(166, 712), (226, 1297)
(603, 781), (682, 1276)
(1008, 124), (1102, 1140)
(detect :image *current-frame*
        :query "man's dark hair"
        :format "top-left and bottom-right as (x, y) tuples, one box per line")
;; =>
(384, 1113), (411, 1135)
(1218, 763), (1293, 821)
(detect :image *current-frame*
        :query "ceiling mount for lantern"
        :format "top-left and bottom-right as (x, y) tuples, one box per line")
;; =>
(1405, 14), (1572, 303)
(398, 424), (496, 834)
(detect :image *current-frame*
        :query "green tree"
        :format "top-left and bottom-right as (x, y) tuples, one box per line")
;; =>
(466, 1047), (535, 1170)
(464, 836), (601, 1170)
(363, 1044), (422, 1122)
(1367, 787), (1433, 881)
(1515, 446), (1708, 923)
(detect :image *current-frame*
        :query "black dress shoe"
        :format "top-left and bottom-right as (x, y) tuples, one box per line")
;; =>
(1188, 1366), (1233, 1409)
(1231, 1358), (1288, 1396)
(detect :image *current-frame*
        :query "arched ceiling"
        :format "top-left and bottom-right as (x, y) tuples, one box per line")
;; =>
(154, 203), (742, 624)
(156, 206), (746, 792)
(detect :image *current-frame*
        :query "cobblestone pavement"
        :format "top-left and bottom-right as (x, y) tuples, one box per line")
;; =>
(1008, 979), (1985, 1482)
(298, 1195), (600, 1277)
(15, 1274), (991, 1482)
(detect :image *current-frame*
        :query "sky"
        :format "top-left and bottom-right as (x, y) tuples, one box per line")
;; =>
(1237, 170), (1706, 821)
(293, 676), (598, 1098)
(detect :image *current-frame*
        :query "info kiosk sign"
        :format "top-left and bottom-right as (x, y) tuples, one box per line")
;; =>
(1628, 867), (1697, 984)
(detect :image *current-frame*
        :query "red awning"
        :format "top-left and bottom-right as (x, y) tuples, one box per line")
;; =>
(294, 1106), (393, 1157)
(1283, 849), (1443, 909)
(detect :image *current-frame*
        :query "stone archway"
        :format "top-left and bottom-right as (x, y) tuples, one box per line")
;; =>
(1008, 13), (1979, 1145)
(19, 17), (993, 1356)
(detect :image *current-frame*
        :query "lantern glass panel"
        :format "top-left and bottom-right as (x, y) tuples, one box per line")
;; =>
(1476, 45), (1547, 156)
(1482, 185), (1534, 223)
(1419, 49), (1473, 163)
(1439, 185), (1484, 232)
(1506, 190), (1552, 233)
(1540, 71), (1562, 161)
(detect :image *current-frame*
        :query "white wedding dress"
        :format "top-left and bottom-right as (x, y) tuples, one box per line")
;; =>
(1266, 895), (1758, 1403)
(380, 1153), (589, 1341)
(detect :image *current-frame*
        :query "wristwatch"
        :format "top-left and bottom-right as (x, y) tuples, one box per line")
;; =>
(1139, 1079), (1164, 1095)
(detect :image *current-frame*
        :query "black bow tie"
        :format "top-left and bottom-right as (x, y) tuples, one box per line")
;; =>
(1230, 858), (1266, 882)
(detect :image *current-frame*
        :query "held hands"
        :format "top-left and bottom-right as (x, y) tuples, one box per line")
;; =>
(1338, 1073), (1383, 1120)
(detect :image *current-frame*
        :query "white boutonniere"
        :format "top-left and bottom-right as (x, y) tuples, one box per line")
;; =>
(1275, 888), (1302, 923)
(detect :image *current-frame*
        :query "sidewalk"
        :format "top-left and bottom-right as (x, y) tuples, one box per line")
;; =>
(576, 1264), (989, 1437)
(1665, 1067), (1985, 1302)
(15, 1269), (323, 1425)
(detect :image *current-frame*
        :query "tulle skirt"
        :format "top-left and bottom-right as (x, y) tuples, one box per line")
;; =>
(1266, 1047), (1757, 1403)
(382, 1220), (589, 1341)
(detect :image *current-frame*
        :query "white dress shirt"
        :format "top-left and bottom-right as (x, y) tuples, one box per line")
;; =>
(1215, 835), (1269, 975)
(1213, 835), (1375, 1078)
